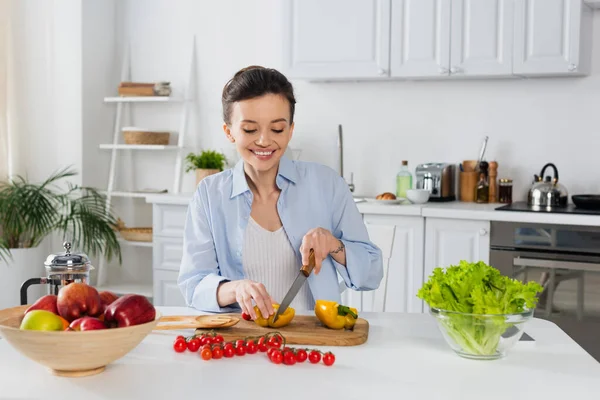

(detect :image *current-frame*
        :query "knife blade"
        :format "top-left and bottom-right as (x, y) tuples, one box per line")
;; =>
(272, 249), (315, 324)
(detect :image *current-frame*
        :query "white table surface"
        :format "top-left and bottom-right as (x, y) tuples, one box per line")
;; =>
(1, 307), (599, 399)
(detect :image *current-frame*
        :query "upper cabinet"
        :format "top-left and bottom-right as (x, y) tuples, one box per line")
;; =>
(449, 0), (515, 77)
(513, 0), (594, 76)
(282, 0), (391, 79)
(282, 0), (594, 80)
(389, 0), (451, 78)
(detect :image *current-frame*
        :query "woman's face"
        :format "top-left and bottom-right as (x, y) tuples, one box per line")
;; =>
(224, 93), (294, 174)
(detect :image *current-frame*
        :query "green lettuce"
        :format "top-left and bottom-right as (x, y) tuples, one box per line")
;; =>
(418, 261), (543, 356)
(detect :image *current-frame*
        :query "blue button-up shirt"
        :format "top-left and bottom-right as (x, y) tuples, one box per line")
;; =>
(178, 155), (383, 312)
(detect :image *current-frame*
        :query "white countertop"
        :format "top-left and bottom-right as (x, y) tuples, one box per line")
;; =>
(145, 192), (600, 227)
(1, 306), (598, 399)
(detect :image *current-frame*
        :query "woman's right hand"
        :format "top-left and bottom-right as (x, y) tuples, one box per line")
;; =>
(232, 280), (275, 320)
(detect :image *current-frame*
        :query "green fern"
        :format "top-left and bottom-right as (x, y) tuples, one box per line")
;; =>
(0, 167), (121, 264)
(185, 150), (227, 173)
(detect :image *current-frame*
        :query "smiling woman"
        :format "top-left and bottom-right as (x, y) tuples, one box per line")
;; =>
(178, 66), (383, 318)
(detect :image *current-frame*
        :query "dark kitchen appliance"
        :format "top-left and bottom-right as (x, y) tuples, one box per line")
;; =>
(20, 242), (94, 305)
(571, 195), (600, 210)
(496, 201), (600, 216)
(527, 163), (568, 207)
(415, 163), (456, 202)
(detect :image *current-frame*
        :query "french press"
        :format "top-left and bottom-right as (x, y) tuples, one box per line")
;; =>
(20, 242), (94, 305)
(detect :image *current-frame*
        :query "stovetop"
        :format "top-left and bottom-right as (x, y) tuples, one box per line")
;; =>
(496, 202), (600, 216)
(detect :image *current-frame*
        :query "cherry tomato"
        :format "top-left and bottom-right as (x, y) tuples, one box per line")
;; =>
(267, 347), (277, 358)
(235, 339), (246, 348)
(295, 349), (308, 363)
(270, 349), (283, 364)
(214, 335), (224, 344)
(241, 312), (252, 321)
(212, 347), (223, 359)
(235, 345), (246, 356)
(283, 351), (296, 365)
(173, 338), (187, 353)
(201, 344), (212, 352)
(176, 335), (185, 341)
(223, 342), (234, 350)
(282, 346), (293, 353)
(246, 341), (258, 354)
(202, 336), (214, 346)
(267, 336), (281, 348)
(223, 346), (235, 358)
(308, 350), (321, 364)
(187, 338), (201, 352)
(323, 352), (335, 366)
(201, 348), (212, 360)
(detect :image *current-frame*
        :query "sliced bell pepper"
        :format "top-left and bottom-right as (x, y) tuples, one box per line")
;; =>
(253, 303), (295, 328)
(314, 300), (358, 330)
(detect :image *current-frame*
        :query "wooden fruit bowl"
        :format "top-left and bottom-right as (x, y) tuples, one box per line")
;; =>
(0, 305), (161, 377)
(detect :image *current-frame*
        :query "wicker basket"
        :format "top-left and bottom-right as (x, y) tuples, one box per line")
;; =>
(114, 219), (153, 242)
(123, 130), (170, 145)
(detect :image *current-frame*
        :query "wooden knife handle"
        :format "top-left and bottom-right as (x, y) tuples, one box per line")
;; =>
(300, 249), (316, 277)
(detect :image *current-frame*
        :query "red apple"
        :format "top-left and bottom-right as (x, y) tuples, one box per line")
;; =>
(57, 283), (102, 322)
(24, 294), (59, 316)
(99, 291), (119, 312)
(104, 294), (156, 328)
(68, 316), (107, 331)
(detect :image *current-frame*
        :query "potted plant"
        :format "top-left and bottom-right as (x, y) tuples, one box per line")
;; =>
(185, 150), (227, 186)
(0, 167), (121, 308)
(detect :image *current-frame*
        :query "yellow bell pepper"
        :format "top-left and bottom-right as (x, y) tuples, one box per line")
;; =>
(314, 300), (358, 330)
(253, 303), (295, 328)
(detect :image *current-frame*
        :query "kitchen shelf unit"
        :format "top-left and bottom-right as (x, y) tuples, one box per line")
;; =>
(96, 38), (196, 299)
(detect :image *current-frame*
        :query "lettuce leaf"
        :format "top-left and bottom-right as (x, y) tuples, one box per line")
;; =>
(418, 261), (544, 356)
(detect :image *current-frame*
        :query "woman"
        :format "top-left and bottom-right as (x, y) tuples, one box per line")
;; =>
(178, 66), (383, 320)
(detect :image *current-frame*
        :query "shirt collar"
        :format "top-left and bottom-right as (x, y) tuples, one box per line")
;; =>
(230, 154), (298, 199)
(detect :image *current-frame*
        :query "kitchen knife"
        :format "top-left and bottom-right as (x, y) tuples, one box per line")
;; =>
(272, 248), (315, 324)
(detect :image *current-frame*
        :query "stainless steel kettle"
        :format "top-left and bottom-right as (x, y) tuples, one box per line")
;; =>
(527, 163), (568, 207)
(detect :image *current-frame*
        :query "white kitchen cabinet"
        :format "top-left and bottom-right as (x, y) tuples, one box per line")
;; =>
(389, 0), (451, 78)
(450, 0), (514, 77)
(513, 0), (593, 76)
(282, 0), (391, 80)
(341, 214), (425, 313)
(424, 218), (490, 281)
(153, 269), (186, 307)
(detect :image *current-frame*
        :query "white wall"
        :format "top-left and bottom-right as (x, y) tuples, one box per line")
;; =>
(111, 0), (600, 203)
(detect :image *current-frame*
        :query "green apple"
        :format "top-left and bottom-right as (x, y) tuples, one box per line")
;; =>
(20, 310), (64, 331)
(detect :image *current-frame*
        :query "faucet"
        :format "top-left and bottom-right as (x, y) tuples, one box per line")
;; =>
(338, 124), (355, 193)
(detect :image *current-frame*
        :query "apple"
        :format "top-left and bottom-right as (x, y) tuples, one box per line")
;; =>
(99, 291), (119, 312)
(104, 294), (156, 328)
(57, 282), (103, 322)
(24, 294), (59, 316)
(67, 316), (107, 331)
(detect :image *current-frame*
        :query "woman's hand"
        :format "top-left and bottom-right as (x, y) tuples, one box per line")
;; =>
(300, 228), (345, 274)
(217, 280), (275, 320)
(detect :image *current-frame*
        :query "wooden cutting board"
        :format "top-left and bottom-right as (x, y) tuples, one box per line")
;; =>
(194, 313), (368, 346)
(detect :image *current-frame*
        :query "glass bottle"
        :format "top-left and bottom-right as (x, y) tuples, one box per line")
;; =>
(476, 161), (489, 203)
(499, 178), (513, 204)
(396, 160), (413, 198)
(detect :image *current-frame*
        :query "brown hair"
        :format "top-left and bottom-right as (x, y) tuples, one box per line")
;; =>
(221, 66), (296, 125)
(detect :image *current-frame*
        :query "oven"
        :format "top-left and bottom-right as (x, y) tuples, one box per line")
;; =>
(490, 221), (600, 343)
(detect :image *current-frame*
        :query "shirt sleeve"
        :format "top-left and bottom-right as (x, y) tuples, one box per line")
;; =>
(329, 175), (384, 291)
(177, 181), (239, 313)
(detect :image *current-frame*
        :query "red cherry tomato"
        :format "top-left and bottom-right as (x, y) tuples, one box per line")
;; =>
(241, 312), (252, 321)
(201, 348), (212, 360)
(295, 349), (308, 363)
(212, 347), (223, 359)
(323, 352), (335, 366)
(269, 349), (283, 364)
(176, 335), (185, 341)
(214, 335), (224, 344)
(235, 339), (246, 348)
(267, 336), (281, 348)
(246, 340), (258, 354)
(235, 345), (246, 356)
(173, 338), (187, 353)
(283, 351), (296, 365)
(223, 346), (235, 358)
(186, 338), (200, 352)
(308, 350), (321, 364)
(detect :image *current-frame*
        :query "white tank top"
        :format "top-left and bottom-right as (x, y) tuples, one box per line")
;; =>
(243, 217), (313, 311)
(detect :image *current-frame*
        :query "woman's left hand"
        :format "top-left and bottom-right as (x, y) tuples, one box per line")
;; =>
(300, 228), (343, 275)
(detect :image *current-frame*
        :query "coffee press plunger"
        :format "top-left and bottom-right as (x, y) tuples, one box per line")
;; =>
(20, 241), (94, 305)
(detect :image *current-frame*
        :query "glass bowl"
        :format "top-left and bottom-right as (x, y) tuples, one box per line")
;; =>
(430, 307), (534, 360)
